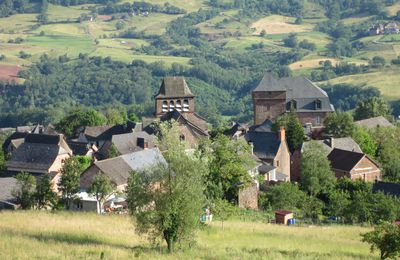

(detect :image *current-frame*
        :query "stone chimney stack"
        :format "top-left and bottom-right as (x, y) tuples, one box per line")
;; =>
(279, 127), (286, 141)
(329, 136), (334, 148)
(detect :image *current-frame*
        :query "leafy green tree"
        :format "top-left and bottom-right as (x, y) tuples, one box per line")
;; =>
(283, 33), (298, 48)
(301, 141), (335, 196)
(354, 97), (391, 121)
(88, 173), (114, 214)
(75, 155), (92, 173)
(370, 56), (386, 68)
(265, 182), (306, 210)
(13, 172), (36, 209)
(35, 175), (58, 210)
(201, 134), (255, 200)
(55, 108), (107, 137)
(127, 121), (205, 253)
(324, 112), (355, 138)
(326, 189), (350, 218)
(352, 126), (377, 157)
(103, 107), (127, 125)
(302, 196), (323, 220)
(275, 111), (304, 153)
(59, 157), (81, 210)
(362, 222), (400, 259)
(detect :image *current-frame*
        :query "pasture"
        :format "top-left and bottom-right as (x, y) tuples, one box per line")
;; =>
(0, 211), (377, 259)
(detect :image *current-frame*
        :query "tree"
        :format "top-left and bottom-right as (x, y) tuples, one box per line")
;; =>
(352, 126), (377, 157)
(35, 175), (58, 210)
(59, 157), (81, 210)
(362, 222), (400, 259)
(301, 141), (336, 196)
(275, 111), (304, 153)
(13, 172), (36, 209)
(324, 112), (355, 138)
(354, 97), (391, 121)
(88, 173), (114, 214)
(55, 108), (107, 137)
(127, 121), (206, 253)
(371, 56), (386, 68)
(326, 189), (350, 219)
(265, 182), (306, 210)
(283, 33), (298, 48)
(202, 134), (255, 200)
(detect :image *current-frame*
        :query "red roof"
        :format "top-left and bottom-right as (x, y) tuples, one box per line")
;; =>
(275, 210), (293, 216)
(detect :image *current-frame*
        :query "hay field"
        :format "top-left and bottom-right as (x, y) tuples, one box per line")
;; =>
(251, 15), (314, 35)
(0, 211), (377, 259)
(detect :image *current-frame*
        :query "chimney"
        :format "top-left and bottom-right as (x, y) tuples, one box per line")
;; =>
(279, 127), (286, 141)
(329, 136), (334, 148)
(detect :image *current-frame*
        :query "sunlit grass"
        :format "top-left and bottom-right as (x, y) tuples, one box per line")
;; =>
(0, 211), (377, 259)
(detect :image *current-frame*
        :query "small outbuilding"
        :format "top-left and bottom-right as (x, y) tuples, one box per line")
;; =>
(275, 210), (294, 225)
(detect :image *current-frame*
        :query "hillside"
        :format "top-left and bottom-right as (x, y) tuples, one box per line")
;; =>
(0, 211), (377, 259)
(1, 0), (400, 126)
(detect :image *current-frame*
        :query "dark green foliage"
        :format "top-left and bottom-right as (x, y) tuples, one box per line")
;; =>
(59, 157), (81, 210)
(55, 108), (106, 137)
(322, 84), (380, 111)
(199, 135), (255, 200)
(265, 182), (306, 211)
(370, 56), (386, 68)
(275, 112), (304, 153)
(298, 39), (316, 51)
(301, 141), (336, 196)
(35, 175), (58, 210)
(351, 126), (377, 157)
(362, 222), (400, 260)
(354, 97), (391, 121)
(96, 2), (186, 15)
(324, 112), (355, 138)
(13, 172), (36, 209)
(283, 33), (298, 48)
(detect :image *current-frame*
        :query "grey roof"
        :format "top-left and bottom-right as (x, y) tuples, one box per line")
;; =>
(328, 148), (368, 172)
(3, 132), (28, 151)
(111, 131), (154, 155)
(258, 164), (276, 173)
(355, 116), (394, 129)
(88, 148), (166, 186)
(0, 177), (19, 205)
(6, 134), (71, 173)
(373, 181), (400, 197)
(245, 121), (281, 160)
(302, 137), (362, 155)
(155, 77), (194, 98)
(83, 124), (135, 141)
(253, 72), (334, 112)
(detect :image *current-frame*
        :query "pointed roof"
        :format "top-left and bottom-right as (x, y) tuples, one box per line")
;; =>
(253, 72), (282, 92)
(155, 77), (194, 98)
(327, 148), (379, 172)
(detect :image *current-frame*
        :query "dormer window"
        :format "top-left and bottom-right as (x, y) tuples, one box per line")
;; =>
(286, 100), (297, 111)
(315, 99), (322, 110)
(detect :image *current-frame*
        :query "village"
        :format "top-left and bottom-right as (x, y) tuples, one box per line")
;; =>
(0, 72), (397, 223)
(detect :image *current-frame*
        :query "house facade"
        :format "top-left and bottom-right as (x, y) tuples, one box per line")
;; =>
(327, 148), (381, 182)
(252, 72), (334, 127)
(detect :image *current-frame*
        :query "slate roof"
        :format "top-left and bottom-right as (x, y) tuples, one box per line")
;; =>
(253, 72), (334, 112)
(82, 148), (166, 187)
(145, 110), (209, 137)
(155, 76), (194, 98)
(245, 120), (281, 160)
(224, 122), (249, 137)
(327, 148), (368, 172)
(258, 164), (276, 173)
(111, 131), (154, 154)
(0, 177), (19, 205)
(6, 134), (72, 173)
(355, 116), (394, 129)
(67, 141), (94, 156)
(3, 132), (28, 151)
(83, 124), (135, 141)
(303, 137), (362, 155)
(373, 181), (400, 197)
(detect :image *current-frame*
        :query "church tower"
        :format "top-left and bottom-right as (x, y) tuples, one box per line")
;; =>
(154, 77), (195, 117)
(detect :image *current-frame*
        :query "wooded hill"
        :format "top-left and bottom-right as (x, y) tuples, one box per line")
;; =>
(1, 0), (400, 127)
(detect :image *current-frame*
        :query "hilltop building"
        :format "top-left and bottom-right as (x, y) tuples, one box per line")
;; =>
(252, 72), (334, 127)
(145, 77), (208, 145)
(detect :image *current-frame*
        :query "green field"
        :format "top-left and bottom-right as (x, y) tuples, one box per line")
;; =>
(0, 211), (377, 259)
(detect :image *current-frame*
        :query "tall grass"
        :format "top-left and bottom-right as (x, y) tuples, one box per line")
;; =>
(0, 211), (377, 259)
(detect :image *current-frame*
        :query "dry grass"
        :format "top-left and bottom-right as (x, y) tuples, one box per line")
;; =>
(251, 15), (314, 35)
(0, 211), (377, 259)
(289, 58), (338, 70)
(387, 2), (400, 16)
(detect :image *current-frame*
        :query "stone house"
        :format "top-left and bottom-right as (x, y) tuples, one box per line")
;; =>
(252, 72), (334, 128)
(6, 134), (72, 191)
(327, 148), (381, 182)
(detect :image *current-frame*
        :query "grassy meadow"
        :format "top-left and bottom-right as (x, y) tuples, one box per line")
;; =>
(0, 211), (377, 259)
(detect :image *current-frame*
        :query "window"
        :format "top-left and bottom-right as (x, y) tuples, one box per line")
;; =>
(286, 100), (297, 111)
(315, 99), (322, 110)
(315, 116), (321, 125)
(276, 160), (280, 167)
